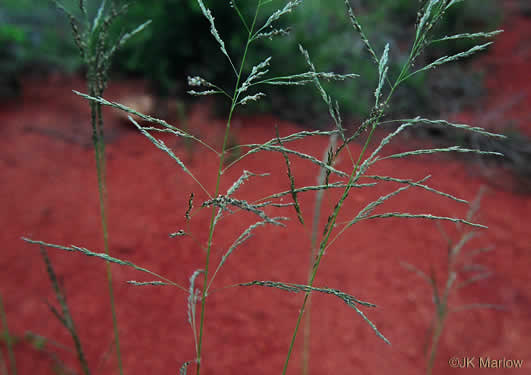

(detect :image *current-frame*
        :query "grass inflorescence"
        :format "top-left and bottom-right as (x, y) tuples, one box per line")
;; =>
(22, 1), (505, 374)
(401, 186), (504, 375)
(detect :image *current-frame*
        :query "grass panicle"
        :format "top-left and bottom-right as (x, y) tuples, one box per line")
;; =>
(401, 187), (504, 375)
(39, 247), (90, 375)
(22, 1), (506, 374)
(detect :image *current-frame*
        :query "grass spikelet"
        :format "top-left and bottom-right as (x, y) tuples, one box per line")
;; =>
(91, 0), (106, 32)
(187, 76), (228, 98)
(170, 230), (187, 238)
(375, 43), (390, 106)
(188, 270), (205, 357)
(238, 93), (266, 105)
(416, 0), (438, 38)
(255, 0), (302, 37)
(226, 170), (269, 196)
(445, 0), (465, 11)
(126, 281), (169, 286)
(201, 196), (287, 226)
(238, 57), (272, 96)
(186, 193), (194, 222)
(324, 146), (335, 186)
(252, 27), (291, 41)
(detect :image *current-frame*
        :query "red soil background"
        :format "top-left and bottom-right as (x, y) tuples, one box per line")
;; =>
(1, 3), (530, 375)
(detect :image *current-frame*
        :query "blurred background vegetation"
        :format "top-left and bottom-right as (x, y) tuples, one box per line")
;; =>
(1, 0), (501, 125)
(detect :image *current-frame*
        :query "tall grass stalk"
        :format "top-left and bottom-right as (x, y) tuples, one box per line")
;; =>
(302, 132), (338, 375)
(48, 1), (150, 374)
(23, 0), (506, 374)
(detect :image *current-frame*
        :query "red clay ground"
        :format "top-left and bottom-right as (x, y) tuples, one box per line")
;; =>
(1, 6), (530, 375)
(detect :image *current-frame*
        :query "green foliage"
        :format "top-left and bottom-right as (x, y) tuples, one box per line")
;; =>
(0, 25), (26, 44)
(111, 0), (259, 95)
(111, 0), (501, 124)
(0, 0), (501, 117)
(0, 1), (82, 98)
(0, 2), (81, 76)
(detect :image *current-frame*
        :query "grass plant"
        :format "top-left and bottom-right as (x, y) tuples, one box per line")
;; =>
(22, 0), (505, 374)
(401, 186), (504, 375)
(37, 1), (150, 374)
